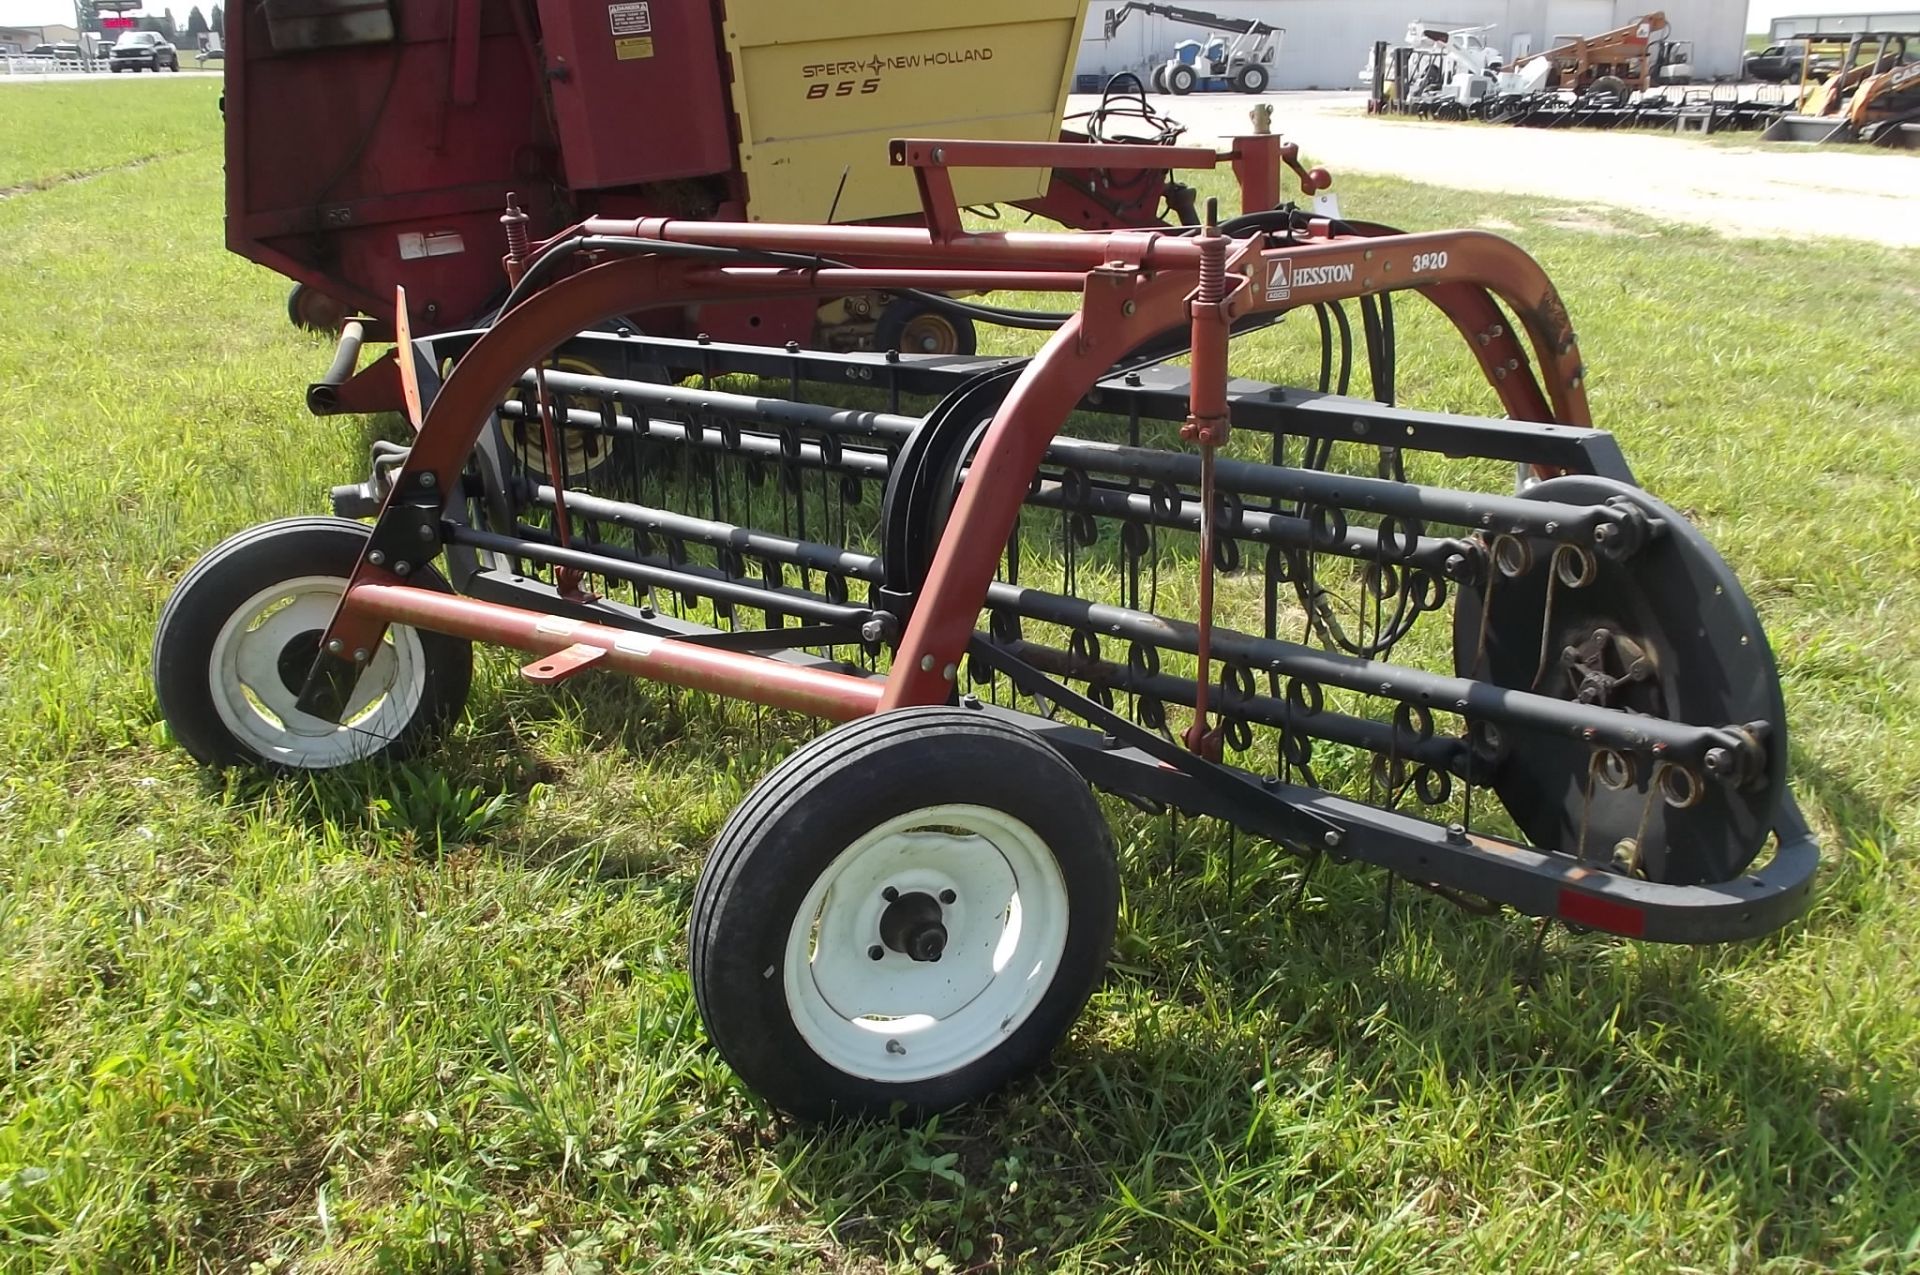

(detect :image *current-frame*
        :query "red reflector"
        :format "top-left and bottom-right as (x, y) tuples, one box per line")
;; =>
(1556, 888), (1647, 937)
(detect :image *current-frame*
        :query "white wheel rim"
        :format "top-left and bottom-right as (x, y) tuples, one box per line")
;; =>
(206, 575), (428, 769)
(783, 803), (1072, 1084)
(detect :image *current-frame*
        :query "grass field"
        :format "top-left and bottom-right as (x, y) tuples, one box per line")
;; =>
(2, 79), (1919, 1271)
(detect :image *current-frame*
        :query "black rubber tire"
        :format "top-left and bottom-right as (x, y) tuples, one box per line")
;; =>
(153, 517), (472, 770)
(1234, 63), (1269, 94)
(1586, 74), (1629, 106)
(1150, 64), (1168, 94)
(1168, 64), (1197, 96)
(689, 707), (1119, 1119)
(287, 283), (349, 334)
(874, 298), (977, 356)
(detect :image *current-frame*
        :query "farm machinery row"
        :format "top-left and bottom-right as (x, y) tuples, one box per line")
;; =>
(163, 0), (1818, 1117)
(1364, 13), (1748, 131)
(1760, 30), (1920, 147)
(1367, 15), (1919, 143)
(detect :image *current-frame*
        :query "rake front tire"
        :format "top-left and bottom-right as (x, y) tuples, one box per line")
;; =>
(153, 517), (471, 771)
(690, 707), (1119, 1119)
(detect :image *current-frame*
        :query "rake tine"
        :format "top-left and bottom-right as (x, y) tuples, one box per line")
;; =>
(1289, 848), (1321, 908)
(1377, 871), (1397, 949)
(1226, 826), (1238, 912)
(1520, 915), (1553, 990)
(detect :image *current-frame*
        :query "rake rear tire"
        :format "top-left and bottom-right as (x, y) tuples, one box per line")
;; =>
(690, 707), (1119, 1119)
(154, 517), (471, 771)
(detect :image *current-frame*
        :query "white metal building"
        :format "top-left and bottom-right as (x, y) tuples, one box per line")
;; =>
(1074, 1), (1753, 90)
(1767, 11), (1920, 37)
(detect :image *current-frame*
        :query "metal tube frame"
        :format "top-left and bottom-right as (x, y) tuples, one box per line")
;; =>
(286, 139), (1814, 943)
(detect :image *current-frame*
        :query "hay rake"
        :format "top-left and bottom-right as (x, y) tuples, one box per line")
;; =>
(154, 134), (1817, 1117)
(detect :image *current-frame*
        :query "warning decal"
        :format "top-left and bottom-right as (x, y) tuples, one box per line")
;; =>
(615, 35), (654, 60)
(607, 1), (650, 36)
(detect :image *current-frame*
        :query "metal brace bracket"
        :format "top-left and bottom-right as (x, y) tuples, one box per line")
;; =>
(521, 642), (608, 684)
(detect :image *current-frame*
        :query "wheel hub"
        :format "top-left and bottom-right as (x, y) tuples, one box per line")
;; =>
(1559, 624), (1663, 713)
(902, 313), (960, 355)
(276, 629), (326, 697)
(877, 888), (948, 962)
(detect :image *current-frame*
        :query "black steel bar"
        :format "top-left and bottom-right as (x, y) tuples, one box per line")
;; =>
(1092, 368), (1635, 481)
(1041, 434), (1629, 543)
(983, 580), (1745, 761)
(524, 367), (921, 442)
(513, 329), (1029, 399)
(498, 399), (895, 479)
(529, 485), (884, 582)
(1000, 638), (1469, 773)
(1024, 473), (1471, 573)
(999, 705), (1819, 945)
(451, 525), (875, 626)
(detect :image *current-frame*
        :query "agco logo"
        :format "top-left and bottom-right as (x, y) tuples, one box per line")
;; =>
(1265, 257), (1356, 301)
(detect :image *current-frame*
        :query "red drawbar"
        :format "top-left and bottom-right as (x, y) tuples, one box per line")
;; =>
(1556, 888), (1648, 937)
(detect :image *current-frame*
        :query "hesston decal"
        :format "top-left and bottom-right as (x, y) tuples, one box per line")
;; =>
(1265, 257), (1356, 302)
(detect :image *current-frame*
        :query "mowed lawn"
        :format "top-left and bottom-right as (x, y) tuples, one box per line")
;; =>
(2, 80), (1919, 1271)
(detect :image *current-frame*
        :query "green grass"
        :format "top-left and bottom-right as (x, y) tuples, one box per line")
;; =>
(3, 84), (1919, 1271)
(0, 79), (221, 193)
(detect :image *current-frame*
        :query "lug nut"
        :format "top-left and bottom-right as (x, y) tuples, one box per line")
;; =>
(881, 886), (898, 902)
(868, 945), (884, 961)
(939, 889), (956, 904)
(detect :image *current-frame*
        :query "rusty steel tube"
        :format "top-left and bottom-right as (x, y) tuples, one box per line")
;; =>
(345, 584), (885, 721)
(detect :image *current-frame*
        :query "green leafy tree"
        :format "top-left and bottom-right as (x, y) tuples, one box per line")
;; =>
(209, 3), (223, 36)
(186, 6), (208, 36)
